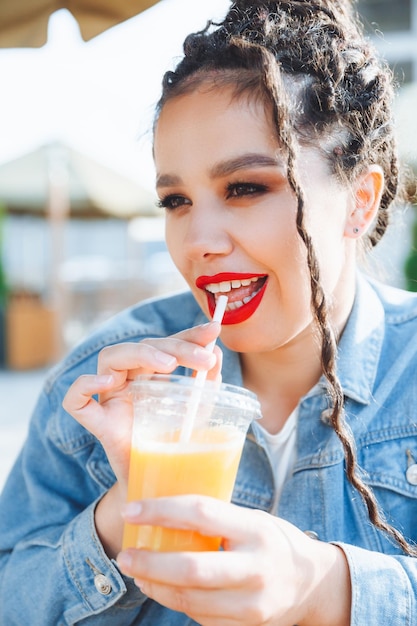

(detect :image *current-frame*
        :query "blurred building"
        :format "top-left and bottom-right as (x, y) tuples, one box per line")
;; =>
(0, 143), (187, 369)
(1, 210), (187, 370)
(358, 0), (417, 85)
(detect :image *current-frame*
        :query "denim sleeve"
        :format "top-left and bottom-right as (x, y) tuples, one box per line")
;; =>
(335, 542), (416, 625)
(0, 388), (147, 625)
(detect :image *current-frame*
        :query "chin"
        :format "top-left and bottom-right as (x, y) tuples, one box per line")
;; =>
(220, 329), (273, 354)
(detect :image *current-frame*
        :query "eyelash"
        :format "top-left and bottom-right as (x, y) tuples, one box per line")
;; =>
(226, 181), (269, 198)
(156, 195), (189, 211)
(157, 181), (269, 211)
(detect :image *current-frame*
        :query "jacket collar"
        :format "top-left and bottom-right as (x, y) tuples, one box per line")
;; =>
(336, 273), (384, 405)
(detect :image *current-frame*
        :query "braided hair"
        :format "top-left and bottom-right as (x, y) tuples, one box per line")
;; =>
(155, 0), (416, 556)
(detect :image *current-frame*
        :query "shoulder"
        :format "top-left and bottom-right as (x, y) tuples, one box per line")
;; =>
(367, 278), (417, 329)
(363, 277), (417, 363)
(339, 275), (417, 406)
(360, 278), (417, 406)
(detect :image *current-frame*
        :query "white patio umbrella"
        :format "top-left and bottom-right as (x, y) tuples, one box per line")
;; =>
(0, 0), (162, 48)
(0, 141), (158, 219)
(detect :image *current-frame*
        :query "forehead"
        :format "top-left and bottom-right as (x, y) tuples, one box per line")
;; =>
(153, 84), (338, 196)
(153, 86), (280, 165)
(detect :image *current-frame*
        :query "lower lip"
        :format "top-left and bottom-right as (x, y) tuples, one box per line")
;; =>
(207, 280), (268, 325)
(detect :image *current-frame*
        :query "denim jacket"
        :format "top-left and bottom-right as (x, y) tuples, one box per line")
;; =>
(1, 273), (417, 625)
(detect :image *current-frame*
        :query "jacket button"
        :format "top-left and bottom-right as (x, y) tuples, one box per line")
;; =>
(406, 464), (417, 485)
(320, 408), (333, 425)
(304, 530), (319, 540)
(405, 450), (417, 485)
(94, 574), (112, 595)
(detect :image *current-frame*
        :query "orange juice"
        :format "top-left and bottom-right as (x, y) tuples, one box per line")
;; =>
(122, 427), (244, 551)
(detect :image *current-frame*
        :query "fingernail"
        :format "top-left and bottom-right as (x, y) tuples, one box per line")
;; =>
(201, 321), (220, 330)
(95, 375), (114, 385)
(154, 351), (177, 367)
(193, 347), (214, 361)
(121, 501), (143, 520)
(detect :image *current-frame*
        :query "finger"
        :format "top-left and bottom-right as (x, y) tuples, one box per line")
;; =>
(142, 320), (222, 369)
(206, 346), (223, 381)
(97, 328), (220, 379)
(63, 373), (115, 413)
(62, 373), (116, 433)
(97, 342), (178, 379)
(121, 496), (267, 547)
(118, 547), (260, 590)
(171, 321), (221, 346)
(140, 337), (217, 373)
(131, 577), (259, 625)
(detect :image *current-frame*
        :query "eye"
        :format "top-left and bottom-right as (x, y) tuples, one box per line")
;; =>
(157, 194), (191, 211)
(226, 181), (269, 199)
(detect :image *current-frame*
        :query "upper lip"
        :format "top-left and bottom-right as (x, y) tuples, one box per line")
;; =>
(196, 272), (266, 291)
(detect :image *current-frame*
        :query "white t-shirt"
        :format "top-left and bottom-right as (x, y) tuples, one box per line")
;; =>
(256, 408), (298, 506)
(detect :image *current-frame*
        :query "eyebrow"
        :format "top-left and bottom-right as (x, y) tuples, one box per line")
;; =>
(210, 153), (281, 178)
(156, 153), (281, 189)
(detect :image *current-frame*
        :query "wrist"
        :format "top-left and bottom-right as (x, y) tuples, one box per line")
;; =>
(94, 483), (125, 560)
(298, 541), (351, 626)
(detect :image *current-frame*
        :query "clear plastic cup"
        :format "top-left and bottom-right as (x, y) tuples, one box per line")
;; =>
(122, 373), (261, 552)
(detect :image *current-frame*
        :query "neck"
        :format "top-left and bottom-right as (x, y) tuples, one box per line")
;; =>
(240, 279), (355, 434)
(240, 330), (323, 434)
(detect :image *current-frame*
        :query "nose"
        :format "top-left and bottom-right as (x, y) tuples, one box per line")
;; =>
(181, 200), (233, 260)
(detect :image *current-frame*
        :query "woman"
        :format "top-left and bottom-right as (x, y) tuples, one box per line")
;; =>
(1, 1), (417, 624)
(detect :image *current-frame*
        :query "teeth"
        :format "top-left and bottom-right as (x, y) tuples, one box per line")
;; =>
(219, 280), (232, 292)
(223, 291), (257, 311)
(205, 276), (259, 294)
(216, 281), (264, 311)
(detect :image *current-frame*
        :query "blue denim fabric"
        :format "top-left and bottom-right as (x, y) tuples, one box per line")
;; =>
(1, 274), (417, 625)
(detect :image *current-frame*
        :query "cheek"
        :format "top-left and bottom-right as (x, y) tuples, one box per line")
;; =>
(243, 204), (300, 259)
(270, 226), (308, 278)
(302, 194), (350, 284)
(164, 222), (200, 295)
(309, 210), (347, 267)
(164, 221), (183, 268)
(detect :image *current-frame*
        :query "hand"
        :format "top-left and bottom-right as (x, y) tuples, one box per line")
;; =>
(62, 322), (223, 487)
(117, 496), (351, 626)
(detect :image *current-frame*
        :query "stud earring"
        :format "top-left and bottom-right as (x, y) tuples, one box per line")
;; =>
(353, 227), (360, 234)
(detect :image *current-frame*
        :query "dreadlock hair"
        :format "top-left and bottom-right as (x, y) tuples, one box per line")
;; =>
(154, 0), (416, 556)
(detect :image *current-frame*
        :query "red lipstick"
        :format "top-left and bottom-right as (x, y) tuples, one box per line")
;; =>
(196, 272), (265, 288)
(195, 273), (268, 325)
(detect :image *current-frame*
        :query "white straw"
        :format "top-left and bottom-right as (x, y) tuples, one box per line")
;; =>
(194, 295), (228, 385)
(179, 295), (228, 442)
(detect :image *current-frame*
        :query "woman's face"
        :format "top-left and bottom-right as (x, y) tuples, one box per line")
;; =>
(153, 86), (356, 354)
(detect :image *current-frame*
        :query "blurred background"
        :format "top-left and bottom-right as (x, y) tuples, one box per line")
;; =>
(0, 0), (417, 489)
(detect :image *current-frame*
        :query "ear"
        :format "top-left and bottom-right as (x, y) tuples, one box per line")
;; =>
(344, 165), (384, 239)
